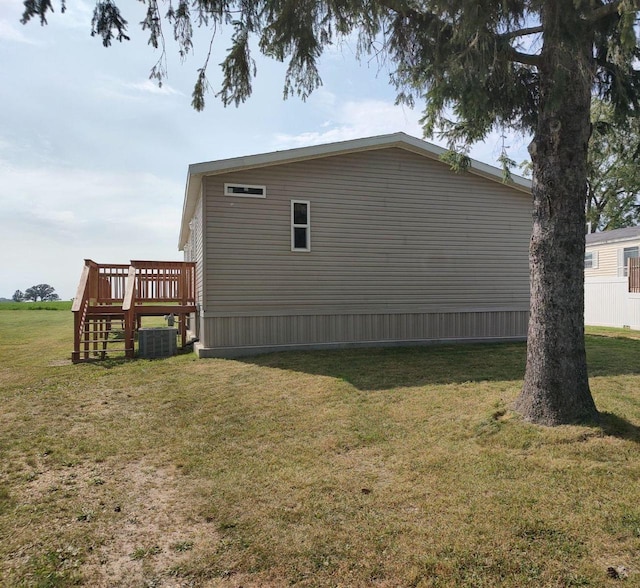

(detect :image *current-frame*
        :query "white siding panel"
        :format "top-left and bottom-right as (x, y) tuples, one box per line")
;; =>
(628, 295), (640, 329)
(585, 277), (640, 329)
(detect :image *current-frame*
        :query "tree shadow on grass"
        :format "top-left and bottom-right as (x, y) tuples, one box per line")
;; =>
(585, 334), (640, 377)
(74, 356), (133, 370)
(71, 342), (195, 369)
(238, 335), (640, 391)
(241, 341), (528, 390)
(596, 412), (640, 443)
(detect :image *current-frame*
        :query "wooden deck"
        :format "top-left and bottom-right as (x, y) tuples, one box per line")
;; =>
(72, 259), (196, 362)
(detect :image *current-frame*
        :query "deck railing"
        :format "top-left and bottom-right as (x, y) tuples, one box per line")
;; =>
(630, 258), (640, 293)
(97, 264), (130, 303)
(72, 259), (197, 361)
(130, 260), (195, 305)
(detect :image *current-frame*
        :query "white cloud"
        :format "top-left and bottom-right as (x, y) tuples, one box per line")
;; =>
(0, 0), (92, 32)
(55, 0), (93, 29)
(124, 79), (183, 96)
(0, 20), (38, 44)
(272, 95), (425, 150)
(91, 75), (184, 103)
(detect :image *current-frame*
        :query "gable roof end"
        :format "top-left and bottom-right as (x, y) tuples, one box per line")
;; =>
(586, 226), (640, 246)
(178, 132), (532, 250)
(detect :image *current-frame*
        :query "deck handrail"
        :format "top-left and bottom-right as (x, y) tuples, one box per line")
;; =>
(71, 260), (93, 312)
(122, 265), (138, 312)
(71, 261), (94, 361)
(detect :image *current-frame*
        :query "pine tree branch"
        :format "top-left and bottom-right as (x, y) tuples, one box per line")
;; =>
(586, 0), (640, 22)
(505, 47), (541, 66)
(499, 25), (544, 40)
(379, 0), (541, 67)
(377, 0), (417, 17)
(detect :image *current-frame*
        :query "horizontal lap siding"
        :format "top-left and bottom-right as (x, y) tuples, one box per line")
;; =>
(585, 240), (640, 278)
(201, 148), (531, 349)
(585, 242), (618, 278)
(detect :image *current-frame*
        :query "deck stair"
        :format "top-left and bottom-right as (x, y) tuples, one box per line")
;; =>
(72, 259), (196, 362)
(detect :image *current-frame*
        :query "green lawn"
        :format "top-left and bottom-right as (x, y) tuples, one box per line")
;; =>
(1, 308), (639, 587)
(0, 301), (72, 311)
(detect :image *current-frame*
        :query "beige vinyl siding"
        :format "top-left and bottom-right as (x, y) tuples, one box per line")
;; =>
(202, 148), (531, 320)
(585, 239), (640, 278)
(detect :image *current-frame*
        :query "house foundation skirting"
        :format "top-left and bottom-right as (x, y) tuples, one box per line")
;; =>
(194, 309), (529, 358)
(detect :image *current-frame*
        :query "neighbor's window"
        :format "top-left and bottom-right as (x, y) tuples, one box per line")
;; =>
(619, 246), (639, 276)
(584, 251), (598, 269)
(224, 183), (266, 198)
(291, 200), (310, 251)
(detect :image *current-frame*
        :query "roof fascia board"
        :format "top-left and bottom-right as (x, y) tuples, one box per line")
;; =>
(586, 235), (640, 247)
(178, 172), (195, 250)
(188, 132), (531, 192)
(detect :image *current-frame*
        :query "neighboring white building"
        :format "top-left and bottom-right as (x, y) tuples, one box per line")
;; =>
(585, 226), (640, 330)
(585, 226), (640, 278)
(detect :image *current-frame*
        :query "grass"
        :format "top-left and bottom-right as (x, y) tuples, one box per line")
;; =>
(0, 301), (72, 311)
(1, 311), (640, 586)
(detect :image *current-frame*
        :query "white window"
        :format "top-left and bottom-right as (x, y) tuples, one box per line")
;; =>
(291, 200), (310, 251)
(224, 183), (266, 198)
(618, 246), (639, 276)
(584, 251), (598, 269)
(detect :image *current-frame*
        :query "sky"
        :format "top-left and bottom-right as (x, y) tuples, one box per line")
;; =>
(0, 0), (531, 300)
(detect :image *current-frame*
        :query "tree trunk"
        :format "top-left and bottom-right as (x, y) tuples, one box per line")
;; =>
(514, 1), (599, 425)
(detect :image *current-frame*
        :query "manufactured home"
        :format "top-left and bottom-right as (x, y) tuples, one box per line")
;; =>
(178, 133), (533, 358)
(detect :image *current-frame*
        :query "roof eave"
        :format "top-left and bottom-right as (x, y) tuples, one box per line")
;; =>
(586, 235), (640, 247)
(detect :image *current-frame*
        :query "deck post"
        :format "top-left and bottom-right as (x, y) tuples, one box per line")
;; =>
(72, 310), (81, 362)
(123, 264), (137, 359)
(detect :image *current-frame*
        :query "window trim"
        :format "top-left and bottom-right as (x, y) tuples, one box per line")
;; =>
(291, 200), (311, 252)
(224, 183), (266, 198)
(619, 246), (639, 276)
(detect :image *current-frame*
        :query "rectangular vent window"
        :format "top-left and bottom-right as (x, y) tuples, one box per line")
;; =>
(224, 183), (266, 198)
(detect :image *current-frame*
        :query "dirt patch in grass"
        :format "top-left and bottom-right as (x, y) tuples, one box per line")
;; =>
(49, 359), (74, 367)
(83, 461), (219, 587)
(9, 458), (219, 587)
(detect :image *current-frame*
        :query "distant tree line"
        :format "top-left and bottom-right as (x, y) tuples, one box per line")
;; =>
(12, 284), (59, 302)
